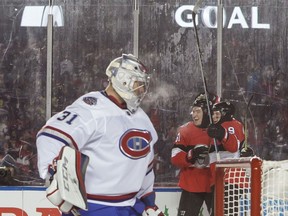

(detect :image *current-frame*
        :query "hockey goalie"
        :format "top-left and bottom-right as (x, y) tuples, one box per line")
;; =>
(36, 54), (164, 216)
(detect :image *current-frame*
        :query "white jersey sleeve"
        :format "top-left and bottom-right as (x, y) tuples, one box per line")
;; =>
(37, 92), (105, 178)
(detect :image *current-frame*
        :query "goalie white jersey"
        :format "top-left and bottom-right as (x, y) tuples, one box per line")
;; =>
(36, 91), (158, 207)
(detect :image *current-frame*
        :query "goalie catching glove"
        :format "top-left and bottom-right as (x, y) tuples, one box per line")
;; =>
(46, 146), (89, 214)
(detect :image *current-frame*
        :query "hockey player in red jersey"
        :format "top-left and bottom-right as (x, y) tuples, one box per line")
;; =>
(208, 101), (243, 184)
(208, 101), (246, 215)
(208, 101), (243, 159)
(171, 93), (215, 216)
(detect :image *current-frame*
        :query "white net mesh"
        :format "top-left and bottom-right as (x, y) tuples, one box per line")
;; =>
(261, 160), (288, 215)
(217, 158), (288, 216)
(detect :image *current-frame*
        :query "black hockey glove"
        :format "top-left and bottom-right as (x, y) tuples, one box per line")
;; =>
(240, 146), (255, 157)
(186, 145), (209, 164)
(207, 123), (226, 141)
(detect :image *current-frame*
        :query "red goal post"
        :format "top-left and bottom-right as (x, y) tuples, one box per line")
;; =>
(215, 157), (288, 216)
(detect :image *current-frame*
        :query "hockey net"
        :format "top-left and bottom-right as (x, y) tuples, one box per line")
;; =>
(215, 157), (288, 216)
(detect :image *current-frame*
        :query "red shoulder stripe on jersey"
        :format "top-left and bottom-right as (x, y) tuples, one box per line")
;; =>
(38, 126), (79, 150)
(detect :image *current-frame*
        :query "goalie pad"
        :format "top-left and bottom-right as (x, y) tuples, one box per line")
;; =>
(46, 146), (89, 212)
(46, 174), (74, 213)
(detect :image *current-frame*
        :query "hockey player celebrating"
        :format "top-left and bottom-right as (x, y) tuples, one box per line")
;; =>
(208, 101), (254, 160)
(208, 101), (242, 173)
(208, 101), (247, 215)
(171, 93), (216, 216)
(209, 101), (243, 150)
(36, 54), (164, 216)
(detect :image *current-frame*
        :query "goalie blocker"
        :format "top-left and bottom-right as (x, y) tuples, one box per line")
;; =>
(46, 146), (89, 214)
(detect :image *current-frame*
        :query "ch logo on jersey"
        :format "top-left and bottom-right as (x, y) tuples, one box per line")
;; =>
(119, 129), (152, 159)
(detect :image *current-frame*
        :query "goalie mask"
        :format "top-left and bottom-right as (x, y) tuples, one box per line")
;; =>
(106, 54), (150, 113)
(212, 101), (235, 123)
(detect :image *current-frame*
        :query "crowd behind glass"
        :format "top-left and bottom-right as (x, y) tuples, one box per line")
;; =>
(0, 0), (287, 186)
(0, 42), (287, 186)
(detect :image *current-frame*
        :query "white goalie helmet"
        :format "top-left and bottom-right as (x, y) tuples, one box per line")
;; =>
(106, 54), (150, 113)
